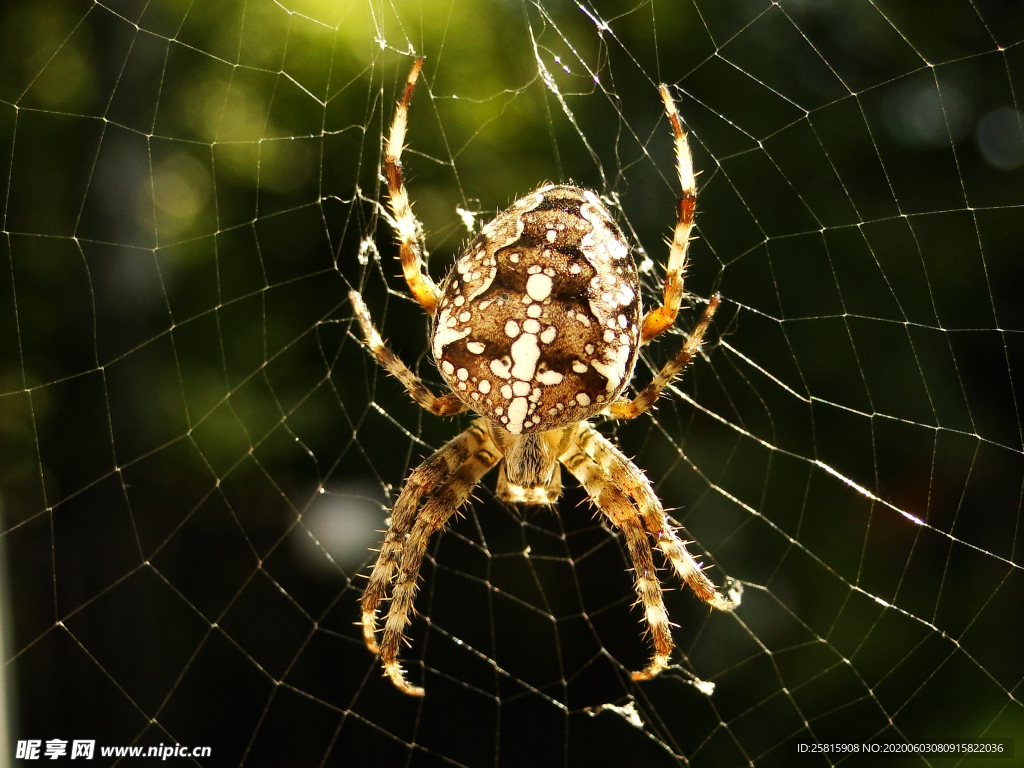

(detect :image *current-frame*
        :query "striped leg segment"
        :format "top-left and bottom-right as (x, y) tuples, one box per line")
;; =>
(360, 419), (500, 695)
(384, 57), (441, 316)
(607, 293), (719, 421)
(561, 433), (675, 680)
(561, 423), (738, 680)
(349, 291), (467, 417)
(640, 85), (700, 345)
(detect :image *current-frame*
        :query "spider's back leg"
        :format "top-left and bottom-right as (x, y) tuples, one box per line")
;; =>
(384, 57), (441, 316)
(641, 85), (699, 345)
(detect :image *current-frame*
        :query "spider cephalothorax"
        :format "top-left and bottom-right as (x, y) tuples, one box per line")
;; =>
(350, 57), (740, 696)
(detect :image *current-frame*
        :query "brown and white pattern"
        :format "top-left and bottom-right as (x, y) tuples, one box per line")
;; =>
(350, 58), (739, 696)
(431, 184), (641, 436)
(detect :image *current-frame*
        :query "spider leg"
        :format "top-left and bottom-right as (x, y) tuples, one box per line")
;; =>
(361, 419), (501, 696)
(607, 293), (719, 420)
(349, 291), (468, 417)
(561, 423), (736, 681)
(561, 432), (674, 679)
(385, 57), (441, 316)
(574, 423), (738, 612)
(641, 85), (698, 345)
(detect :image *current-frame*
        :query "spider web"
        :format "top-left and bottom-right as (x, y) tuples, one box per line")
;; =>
(2, 0), (1023, 765)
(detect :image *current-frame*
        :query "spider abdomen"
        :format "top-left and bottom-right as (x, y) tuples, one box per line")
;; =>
(431, 185), (642, 434)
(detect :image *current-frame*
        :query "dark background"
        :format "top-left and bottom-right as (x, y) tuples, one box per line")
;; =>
(1, 0), (1023, 766)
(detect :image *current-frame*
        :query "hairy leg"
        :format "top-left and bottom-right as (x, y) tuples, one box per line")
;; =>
(573, 423), (738, 611)
(640, 85), (700, 344)
(349, 290), (467, 416)
(384, 57), (441, 315)
(360, 419), (500, 695)
(562, 423), (738, 679)
(560, 433), (676, 680)
(607, 294), (719, 420)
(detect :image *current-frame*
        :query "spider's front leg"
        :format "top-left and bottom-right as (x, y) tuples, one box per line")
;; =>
(361, 419), (501, 696)
(561, 423), (738, 681)
(575, 423), (739, 612)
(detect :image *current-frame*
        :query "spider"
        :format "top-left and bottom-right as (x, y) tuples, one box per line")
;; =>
(350, 58), (739, 696)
